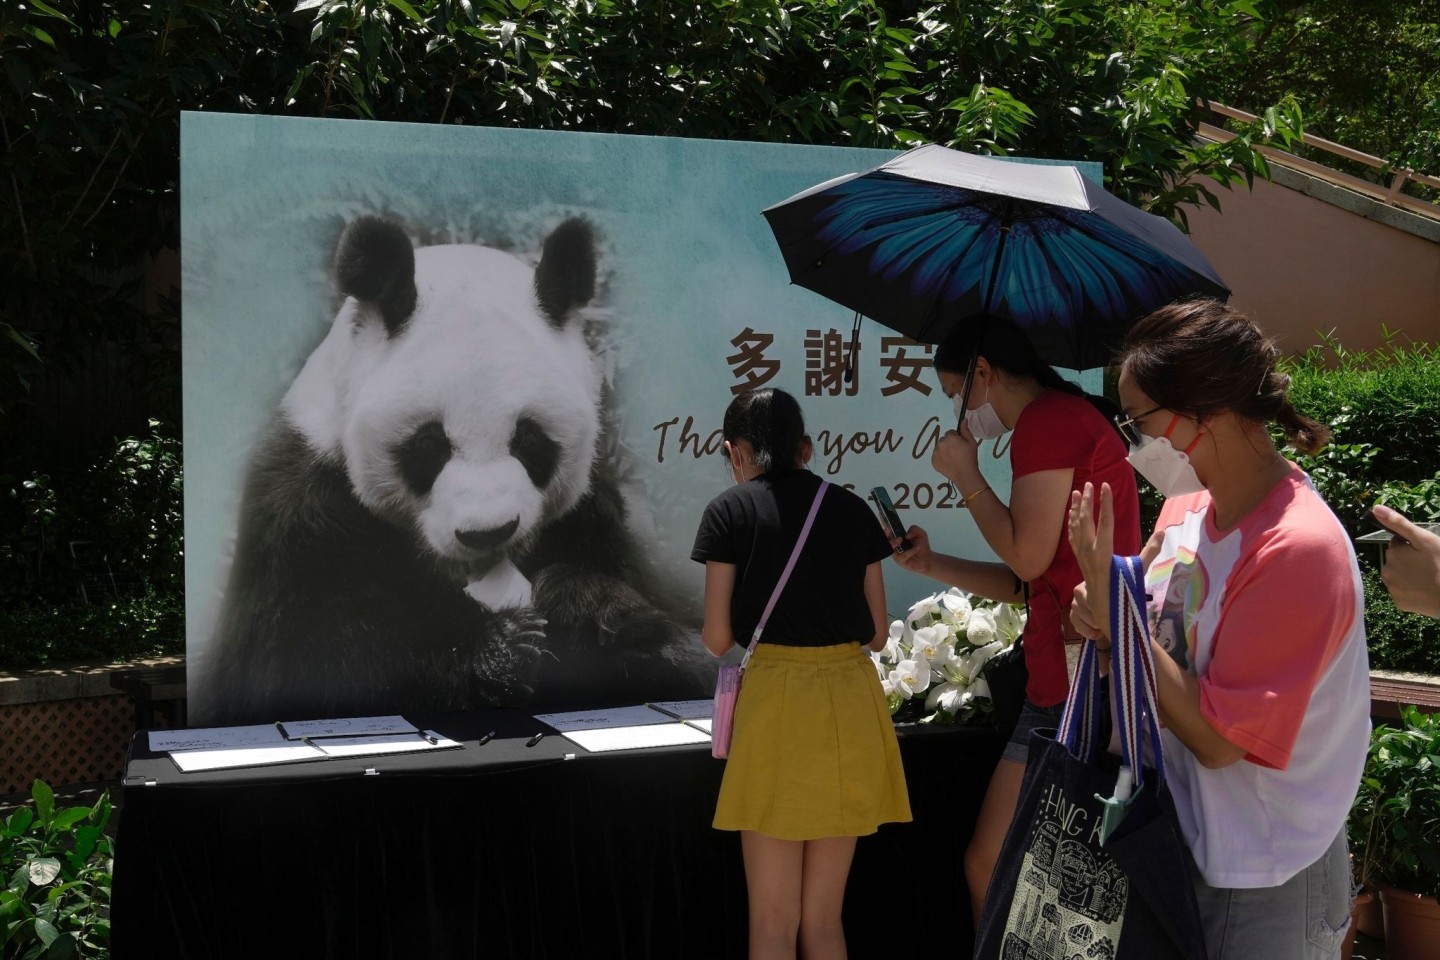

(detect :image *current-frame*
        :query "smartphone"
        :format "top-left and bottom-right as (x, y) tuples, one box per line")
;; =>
(870, 486), (911, 552)
(1357, 520), (1440, 546)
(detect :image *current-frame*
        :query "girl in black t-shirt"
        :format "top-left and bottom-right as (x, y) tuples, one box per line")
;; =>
(691, 387), (910, 960)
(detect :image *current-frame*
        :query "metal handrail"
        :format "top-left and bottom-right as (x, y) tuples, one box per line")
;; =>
(1201, 102), (1440, 220)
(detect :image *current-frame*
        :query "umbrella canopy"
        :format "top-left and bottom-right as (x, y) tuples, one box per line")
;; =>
(762, 144), (1229, 370)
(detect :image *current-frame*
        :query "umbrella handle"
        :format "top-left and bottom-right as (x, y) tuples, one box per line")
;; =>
(957, 315), (988, 425)
(842, 311), (862, 384)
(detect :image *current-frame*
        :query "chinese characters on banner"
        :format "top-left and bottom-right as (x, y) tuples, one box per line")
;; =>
(727, 327), (934, 398)
(655, 326), (962, 494)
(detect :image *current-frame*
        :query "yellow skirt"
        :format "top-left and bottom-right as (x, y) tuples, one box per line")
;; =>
(713, 642), (912, 840)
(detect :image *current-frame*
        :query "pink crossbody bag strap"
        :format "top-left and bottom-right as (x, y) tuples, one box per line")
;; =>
(740, 481), (829, 670)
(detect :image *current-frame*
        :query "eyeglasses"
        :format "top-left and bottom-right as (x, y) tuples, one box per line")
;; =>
(1113, 405), (1164, 446)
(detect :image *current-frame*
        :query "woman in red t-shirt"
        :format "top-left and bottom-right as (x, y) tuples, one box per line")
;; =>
(890, 315), (1141, 925)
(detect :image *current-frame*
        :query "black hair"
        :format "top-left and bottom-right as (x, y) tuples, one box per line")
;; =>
(722, 388), (807, 474)
(1122, 299), (1330, 454)
(934, 314), (1118, 420)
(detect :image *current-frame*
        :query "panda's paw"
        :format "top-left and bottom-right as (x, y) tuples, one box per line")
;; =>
(600, 606), (678, 652)
(469, 607), (551, 698)
(532, 565), (677, 651)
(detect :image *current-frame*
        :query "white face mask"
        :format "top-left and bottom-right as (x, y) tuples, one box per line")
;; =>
(956, 382), (1008, 441)
(1126, 434), (1204, 497)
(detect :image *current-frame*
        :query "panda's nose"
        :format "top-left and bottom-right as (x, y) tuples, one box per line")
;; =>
(455, 518), (519, 553)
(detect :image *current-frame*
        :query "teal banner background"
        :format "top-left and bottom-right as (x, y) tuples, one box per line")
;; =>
(181, 112), (1100, 715)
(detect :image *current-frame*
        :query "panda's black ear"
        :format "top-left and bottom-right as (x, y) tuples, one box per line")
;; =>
(334, 217), (418, 337)
(534, 218), (596, 329)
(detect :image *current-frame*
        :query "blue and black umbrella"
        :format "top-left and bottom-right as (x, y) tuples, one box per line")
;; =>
(762, 144), (1229, 371)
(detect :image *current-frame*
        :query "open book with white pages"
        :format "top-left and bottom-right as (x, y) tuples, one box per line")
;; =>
(152, 716), (461, 773)
(534, 700), (714, 753)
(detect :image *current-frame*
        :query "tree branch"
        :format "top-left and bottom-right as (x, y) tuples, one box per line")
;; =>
(439, 67), (459, 124)
(80, 107), (158, 231)
(61, 127), (124, 234)
(0, 115), (37, 279)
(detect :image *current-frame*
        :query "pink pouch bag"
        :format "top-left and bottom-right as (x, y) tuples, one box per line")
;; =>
(711, 482), (828, 760)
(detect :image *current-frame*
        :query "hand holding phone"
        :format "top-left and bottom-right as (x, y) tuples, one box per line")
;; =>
(870, 486), (912, 552)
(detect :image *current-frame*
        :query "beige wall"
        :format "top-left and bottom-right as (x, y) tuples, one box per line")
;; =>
(1184, 175), (1440, 355)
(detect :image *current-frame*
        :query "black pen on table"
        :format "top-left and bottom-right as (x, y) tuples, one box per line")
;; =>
(477, 730), (496, 746)
(525, 732), (545, 747)
(416, 730), (440, 745)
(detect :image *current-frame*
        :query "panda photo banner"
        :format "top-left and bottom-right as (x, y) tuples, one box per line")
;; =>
(181, 112), (1100, 725)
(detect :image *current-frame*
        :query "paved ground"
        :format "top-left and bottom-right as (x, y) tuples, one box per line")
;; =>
(1353, 932), (1389, 959)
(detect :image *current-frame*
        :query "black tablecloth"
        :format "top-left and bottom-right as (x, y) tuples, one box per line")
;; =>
(113, 710), (1003, 959)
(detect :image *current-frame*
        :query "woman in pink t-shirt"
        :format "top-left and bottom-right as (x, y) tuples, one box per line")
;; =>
(1068, 299), (1370, 960)
(891, 315), (1141, 926)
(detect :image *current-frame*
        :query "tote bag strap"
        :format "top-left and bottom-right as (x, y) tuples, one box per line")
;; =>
(741, 481), (829, 669)
(1109, 553), (1168, 797)
(1057, 635), (1105, 763)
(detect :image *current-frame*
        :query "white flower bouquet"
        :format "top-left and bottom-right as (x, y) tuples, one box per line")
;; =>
(874, 587), (1026, 724)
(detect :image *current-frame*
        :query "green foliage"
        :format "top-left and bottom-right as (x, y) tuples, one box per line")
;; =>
(1271, 337), (1440, 673)
(1, 421), (182, 608)
(1279, 337), (1440, 558)
(1220, 0), (1440, 185)
(0, 0), (1309, 611)
(0, 781), (112, 958)
(1286, 429), (1381, 537)
(1361, 569), (1440, 676)
(1350, 706), (1440, 898)
(0, 591), (183, 668)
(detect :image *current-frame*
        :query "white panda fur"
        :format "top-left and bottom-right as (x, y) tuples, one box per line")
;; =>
(192, 216), (706, 725)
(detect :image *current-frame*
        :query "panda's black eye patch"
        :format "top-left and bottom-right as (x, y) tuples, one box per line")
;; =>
(510, 417), (560, 489)
(396, 421), (452, 496)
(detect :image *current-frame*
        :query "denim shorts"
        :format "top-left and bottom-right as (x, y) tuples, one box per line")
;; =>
(1000, 699), (1065, 764)
(1189, 827), (1351, 960)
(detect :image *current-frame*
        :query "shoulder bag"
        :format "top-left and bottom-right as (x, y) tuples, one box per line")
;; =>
(973, 555), (1206, 960)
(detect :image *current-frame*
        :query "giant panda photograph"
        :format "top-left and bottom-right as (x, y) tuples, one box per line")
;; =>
(190, 211), (708, 725)
(182, 117), (960, 726)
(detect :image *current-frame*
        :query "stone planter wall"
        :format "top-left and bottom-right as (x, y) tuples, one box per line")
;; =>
(0, 655), (183, 796)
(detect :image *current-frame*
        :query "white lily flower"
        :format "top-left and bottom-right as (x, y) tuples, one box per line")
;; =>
(883, 620), (908, 662)
(938, 590), (972, 626)
(965, 608), (997, 646)
(937, 652), (971, 684)
(907, 593), (942, 627)
(910, 625), (944, 658)
(994, 603), (1025, 641)
(922, 639), (961, 679)
(890, 659), (931, 699)
(966, 639), (1006, 678)
(925, 680), (972, 714)
(890, 590), (1037, 722)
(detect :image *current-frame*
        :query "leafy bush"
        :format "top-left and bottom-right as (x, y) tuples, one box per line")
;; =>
(1, 421), (181, 609)
(1284, 336), (1440, 495)
(1360, 569), (1440, 675)
(1270, 337), (1440, 674)
(1350, 705), (1440, 898)
(0, 781), (112, 958)
(0, 591), (183, 668)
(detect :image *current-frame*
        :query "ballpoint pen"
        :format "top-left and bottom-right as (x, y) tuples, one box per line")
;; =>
(525, 732), (545, 747)
(477, 731), (496, 746)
